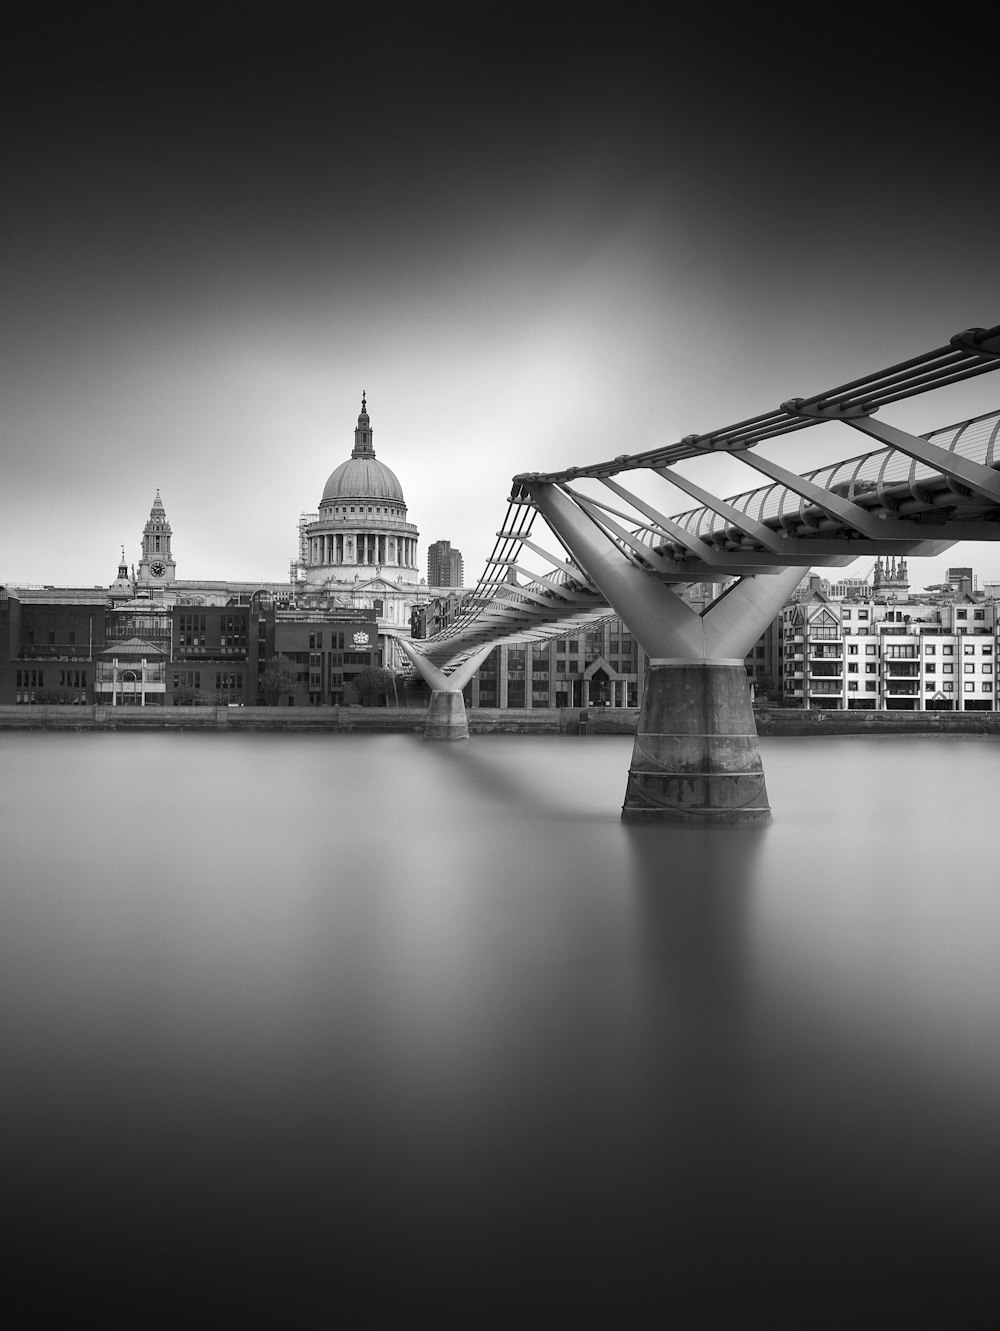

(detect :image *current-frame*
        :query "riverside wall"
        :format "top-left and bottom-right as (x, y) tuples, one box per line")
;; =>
(4, 704), (1000, 737)
(0, 704), (634, 734)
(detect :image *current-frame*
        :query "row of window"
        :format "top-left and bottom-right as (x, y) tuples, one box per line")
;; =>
(788, 643), (994, 658)
(839, 608), (988, 621)
(305, 632), (372, 650)
(327, 505), (405, 517)
(791, 662), (995, 676)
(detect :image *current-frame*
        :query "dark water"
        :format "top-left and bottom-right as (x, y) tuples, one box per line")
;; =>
(2, 731), (999, 1325)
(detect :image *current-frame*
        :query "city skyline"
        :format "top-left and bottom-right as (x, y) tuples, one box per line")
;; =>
(4, 10), (999, 593)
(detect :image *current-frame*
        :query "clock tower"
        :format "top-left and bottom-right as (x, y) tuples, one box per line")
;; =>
(137, 489), (177, 585)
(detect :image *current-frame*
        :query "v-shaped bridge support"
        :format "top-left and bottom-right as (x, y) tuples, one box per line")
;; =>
(527, 482), (804, 825)
(398, 640), (495, 741)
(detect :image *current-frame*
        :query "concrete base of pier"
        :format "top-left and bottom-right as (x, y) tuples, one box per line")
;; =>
(622, 660), (771, 825)
(424, 690), (471, 741)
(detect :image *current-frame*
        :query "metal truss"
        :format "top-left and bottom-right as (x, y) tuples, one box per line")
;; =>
(410, 324), (1000, 668)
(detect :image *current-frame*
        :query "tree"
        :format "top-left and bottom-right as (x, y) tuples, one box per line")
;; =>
(352, 665), (394, 706)
(261, 655), (298, 705)
(754, 675), (778, 703)
(172, 685), (210, 706)
(35, 686), (75, 705)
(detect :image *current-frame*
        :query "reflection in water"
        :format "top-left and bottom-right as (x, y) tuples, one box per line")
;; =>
(2, 732), (1000, 1323)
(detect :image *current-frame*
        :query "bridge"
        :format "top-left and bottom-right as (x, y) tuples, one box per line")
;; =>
(400, 323), (1000, 824)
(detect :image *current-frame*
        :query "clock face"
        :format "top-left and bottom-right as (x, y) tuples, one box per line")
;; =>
(150, 561), (166, 578)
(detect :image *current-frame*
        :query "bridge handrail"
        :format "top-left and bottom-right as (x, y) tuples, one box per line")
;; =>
(657, 408), (1000, 550)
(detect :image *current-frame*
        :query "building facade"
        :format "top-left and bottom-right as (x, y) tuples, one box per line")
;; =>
(781, 576), (997, 711)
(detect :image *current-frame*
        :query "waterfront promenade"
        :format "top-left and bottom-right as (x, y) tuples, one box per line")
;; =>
(6, 702), (1000, 737)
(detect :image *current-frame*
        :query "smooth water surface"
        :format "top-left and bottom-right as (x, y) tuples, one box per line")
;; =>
(2, 731), (999, 1324)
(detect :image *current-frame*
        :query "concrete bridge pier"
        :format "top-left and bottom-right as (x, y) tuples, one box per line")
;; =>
(398, 641), (493, 742)
(526, 480), (805, 824)
(623, 658), (770, 824)
(424, 689), (472, 741)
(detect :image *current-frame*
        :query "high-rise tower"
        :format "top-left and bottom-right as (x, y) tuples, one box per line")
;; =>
(427, 540), (464, 587)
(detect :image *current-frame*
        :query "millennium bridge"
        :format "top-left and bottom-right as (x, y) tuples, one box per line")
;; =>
(400, 323), (1000, 824)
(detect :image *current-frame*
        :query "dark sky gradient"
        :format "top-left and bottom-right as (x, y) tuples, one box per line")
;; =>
(3, 7), (999, 588)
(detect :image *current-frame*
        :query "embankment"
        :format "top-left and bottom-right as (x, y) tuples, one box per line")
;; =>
(3, 705), (1000, 736)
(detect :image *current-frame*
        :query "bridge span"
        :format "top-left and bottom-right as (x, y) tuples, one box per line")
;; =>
(403, 323), (1000, 823)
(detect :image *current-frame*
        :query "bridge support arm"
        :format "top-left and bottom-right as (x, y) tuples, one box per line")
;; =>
(526, 481), (706, 658)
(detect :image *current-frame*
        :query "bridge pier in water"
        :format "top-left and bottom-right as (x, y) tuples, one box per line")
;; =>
(398, 641), (493, 742)
(424, 689), (472, 741)
(527, 481), (805, 824)
(623, 659), (771, 825)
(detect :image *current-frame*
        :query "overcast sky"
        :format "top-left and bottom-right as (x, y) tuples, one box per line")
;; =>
(3, 7), (999, 594)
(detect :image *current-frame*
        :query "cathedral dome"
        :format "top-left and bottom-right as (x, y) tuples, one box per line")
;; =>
(319, 392), (405, 507)
(322, 456), (404, 505)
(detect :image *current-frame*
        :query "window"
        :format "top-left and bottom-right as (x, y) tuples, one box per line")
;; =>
(925, 645), (936, 655)
(956, 610), (967, 620)
(943, 646), (954, 655)
(985, 683), (994, 692)
(965, 664), (975, 674)
(865, 645), (877, 656)
(865, 664), (876, 674)
(974, 610), (985, 620)
(984, 664), (993, 675)
(925, 664), (936, 673)
(858, 610), (869, 620)
(943, 682), (954, 693)
(848, 645), (858, 655)
(178, 614), (206, 647)
(964, 645), (975, 655)
(984, 645), (993, 656)
(965, 682), (975, 692)
(943, 664), (954, 674)
(848, 663), (858, 673)
(865, 682), (877, 692)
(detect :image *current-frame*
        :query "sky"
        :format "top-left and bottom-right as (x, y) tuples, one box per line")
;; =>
(3, 6), (999, 594)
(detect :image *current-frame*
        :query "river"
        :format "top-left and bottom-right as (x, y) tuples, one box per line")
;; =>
(2, 731), (998, 1325)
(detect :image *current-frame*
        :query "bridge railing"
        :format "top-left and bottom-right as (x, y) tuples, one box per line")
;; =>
(658, 408), (1000, 552)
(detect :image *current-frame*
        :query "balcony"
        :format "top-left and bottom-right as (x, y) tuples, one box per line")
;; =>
(808, 682), (842, 696)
